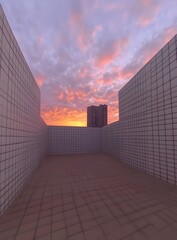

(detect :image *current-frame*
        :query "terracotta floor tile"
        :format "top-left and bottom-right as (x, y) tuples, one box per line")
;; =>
(52, 229), (67, 240)
(52, 206), (63, 215)
(65, 216), (79, 227)
(0, 154), (177, 240)
(38, 216), (51, 227)
(37, 234), (52, 240)
(82, 219), (98, 231)
(22, 213), (39, 224)
(39, 209), (51, 219)
(64, 209), (77, 219)
(52, 220), (65, 231)
(0, 227), (18, 240)
(84, 227), (106, 240)
(35, 224), (51, 238)
(18, 221), (37, 233)
(67, 223), (82, 237)
(68, 232), (85, 240)
(52, 212), (64, 223)
(15, 230), (35, 240)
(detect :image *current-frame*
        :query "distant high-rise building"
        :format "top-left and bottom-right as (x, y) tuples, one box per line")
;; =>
(87, 105), (107, 127)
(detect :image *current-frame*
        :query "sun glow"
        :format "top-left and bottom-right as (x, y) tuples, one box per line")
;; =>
(41, 107), (87, 126)
(41, 105), (118, 126)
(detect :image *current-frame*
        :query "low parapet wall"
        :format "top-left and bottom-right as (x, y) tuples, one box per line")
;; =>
(48, 126), (103, 154)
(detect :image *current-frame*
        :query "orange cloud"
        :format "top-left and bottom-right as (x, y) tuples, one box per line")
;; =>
(67, 91), (75, 101)
(164, 27), (177, 43)
(95, 56), (113, 68)
(108, 105), (119, 124)
(57, 93), (64, 100)
(76, 90), (88, 99)
(36, 76), (44, 87)
(138, 0), (160, 27)
(66, 89), (88, 102)
(109, 66), (136, 81)
(78, 68), (89, 78)
(69, 4), (92, 52)
(143, 28), (177, 64)
(76, 24), (103, 51)
(139, 18), (152, 27)
(118, 65), (140, 80)
(41, 107), (87, 126)
(95, 37), (129, 68)
(96, 78), (114, 85)
(57, 89), (88, 103)
(94, 98), (108, 104)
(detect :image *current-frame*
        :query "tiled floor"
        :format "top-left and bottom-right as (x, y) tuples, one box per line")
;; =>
(1, 154), (177, 240)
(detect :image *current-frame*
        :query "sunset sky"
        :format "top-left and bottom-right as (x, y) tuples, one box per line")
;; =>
(1, 0), (177, 126)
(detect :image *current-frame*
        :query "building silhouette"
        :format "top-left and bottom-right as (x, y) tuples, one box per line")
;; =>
(87, 105), (107, 127)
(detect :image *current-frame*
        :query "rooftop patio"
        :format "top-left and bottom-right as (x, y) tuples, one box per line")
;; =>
(1, 3), (177, 240)
(1, 154), (177, 240)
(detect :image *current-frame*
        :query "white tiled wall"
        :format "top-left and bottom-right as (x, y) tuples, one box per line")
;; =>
(0, 6), (47, 215)
(103, 35), (177, 185)
(48, 126), (103, 154)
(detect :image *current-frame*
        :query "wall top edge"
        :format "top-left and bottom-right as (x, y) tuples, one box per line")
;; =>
(48, 123), (119, 128)
(118, 33), (177, 95)
(0, 4), (40, 95)
(48, 126), (103, 129)
(103, 121), (119, 128)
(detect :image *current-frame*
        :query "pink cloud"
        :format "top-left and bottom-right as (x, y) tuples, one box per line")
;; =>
(57, 89), (89, 103)
(138, 0), (160, 27)
(103, 2), (119, 12)
(96, 71), (120, 85)
(143, 27), (177, 63)
(119, 64), (140, 80)
(96, 78), (114, 85)
(77, 32), (90, 51)
(36, 76), (44, 87)
(57, 92), (64, 100)
(67, 89), (88, 102)
(37, 35), (44, 45)
(94, 97), (108, 104)
(120, 25), (177, 82)
(76, 24), (103, 51)
(69, 2), (92, 51)
(78, 68), (88, 78)
(164, 27), (177, 43)
(95, 37), (129, 68)
(91, 24), (102, 40)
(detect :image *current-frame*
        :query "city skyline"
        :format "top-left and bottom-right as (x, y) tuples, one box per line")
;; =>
(1, 0), (177, 126)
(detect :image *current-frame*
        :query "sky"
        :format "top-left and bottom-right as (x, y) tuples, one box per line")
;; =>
(1, 0), (177, 126)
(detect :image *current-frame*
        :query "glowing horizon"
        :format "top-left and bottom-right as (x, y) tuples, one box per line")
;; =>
(40, 104), (119, 126)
